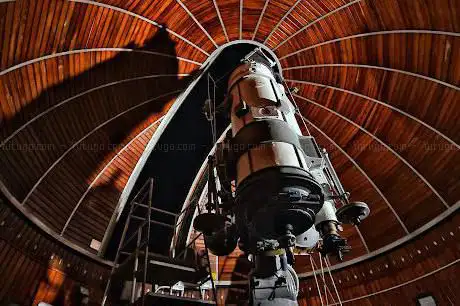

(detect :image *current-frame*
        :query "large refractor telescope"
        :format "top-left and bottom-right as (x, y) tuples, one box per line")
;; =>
(194, 49), (370, 305)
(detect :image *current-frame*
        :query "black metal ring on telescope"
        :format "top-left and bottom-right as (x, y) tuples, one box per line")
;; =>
(230, 119), (302, 161)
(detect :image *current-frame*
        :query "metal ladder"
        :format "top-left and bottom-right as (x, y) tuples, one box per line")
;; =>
(102, 178), (218, 305)
(102, 178), (154, 306)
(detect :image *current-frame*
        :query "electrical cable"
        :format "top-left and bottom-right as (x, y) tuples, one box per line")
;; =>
(282, 78), (311, 136)
(326, 255), (343, 305)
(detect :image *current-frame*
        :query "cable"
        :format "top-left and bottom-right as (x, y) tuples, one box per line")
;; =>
(310, 255), (325, 306)
(319, 253), (328, 305)
(312, 255), (337, 305)
(326, 255), (343, 305)
(207, 74), (217, 144)
(282, 79), (311, 136)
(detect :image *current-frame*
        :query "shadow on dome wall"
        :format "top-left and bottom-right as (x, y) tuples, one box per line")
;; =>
(0, 26), (198, 250)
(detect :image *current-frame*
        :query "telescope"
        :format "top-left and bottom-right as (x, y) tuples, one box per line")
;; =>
(194, 48), (370, 305)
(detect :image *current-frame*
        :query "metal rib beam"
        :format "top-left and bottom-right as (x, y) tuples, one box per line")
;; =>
(252, 0), (270, 40)
(273, 0), (362, 50)
(240, 0), (244, 39)
(60, 115), (165, 235)
(355, 225), (371, 253)
(293, 93), (449, 208)
(176, 0), (218, 48)
(212, 0), (229, 42)
(280, 30), (460, 60)
(21, 90), (182, 206)
(0, 74), (189, 148)
(287, 79), (460, 151)
(70, 0), (210, 56)
(283, 64), (460, 91)
(302, 116), (409, 234)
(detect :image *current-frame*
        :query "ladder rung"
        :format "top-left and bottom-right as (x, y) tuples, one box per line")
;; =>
(133, 202), (178, 217)
(130, 216), (175, 229)
(139, 239), (149, 249)
(121, 232), (138, 250)
(131, 215), (147, 221)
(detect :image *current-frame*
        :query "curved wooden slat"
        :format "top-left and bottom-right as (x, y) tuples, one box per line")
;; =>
(273, 0), (460, 55)
(283, 64), (460, 91)
(212, 0), (229, 42)
(215, 0), (241, 41)
(0, 73), (188, 148)
(0, 0), (458, 277)
(280, 30), (460, 60)
(292, 80), (460, 205)
(294, 92), (449, 208)
(0, 49), (201, 76)
(272, 0), (362, 49)
(287, 78), (460, 149)
(293, 98), (450, 231)
(0, 0), (207, 70)
(175, 0), (219, 48)
(62, 118), (164, 246)
(0, 50), (195, 134)
(21, 89), (180, 206)
(251, 0), (269, 40)
(70, 0), (211, 56)
(60, 115), (165, 235)
(180, 0), (229, 45)
(302, 116), (409, 234)
(263, 0), (303, 44)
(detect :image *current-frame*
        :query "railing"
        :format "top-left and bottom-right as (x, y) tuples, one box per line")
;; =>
(102, 177), (217, 305)
(169, 125), (231, 258)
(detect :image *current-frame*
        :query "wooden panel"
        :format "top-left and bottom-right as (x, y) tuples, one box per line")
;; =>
(0, 0), (458, 275)
(266, 0), (350, 47)
(294, 90), (447, 231)
(0, 196), (110, 306)
(96, 0), (214, 59)
(273, 0), (460, 56)
(293, 79), (460, 207)
(0, 13), (197, 249)
(63, 118), (163, 248)
(0, 1), (206, 70)
(252, 0), (298, 42)
(181, 0), (228, 45)
(298, 211), (460, 305)
(281, 34), (460, 86)
(306, 127), (407, 252)
(285, 66), (460, 144)
(215, 0), (241, 41)
(242, 0), (267, 40)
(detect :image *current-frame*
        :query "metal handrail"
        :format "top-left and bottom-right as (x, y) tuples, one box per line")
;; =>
(175, 232), (204, 260)
(133, 202), (178, 217)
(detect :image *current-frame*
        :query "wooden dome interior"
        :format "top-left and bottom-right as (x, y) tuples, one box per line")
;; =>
(0, 0), (459, 304)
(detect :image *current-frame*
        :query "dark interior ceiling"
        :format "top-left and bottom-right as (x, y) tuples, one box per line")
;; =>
(0, 0), (459, 268)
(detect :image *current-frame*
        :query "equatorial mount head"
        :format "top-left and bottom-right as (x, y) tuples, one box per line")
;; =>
(336, 202), (370, 226)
